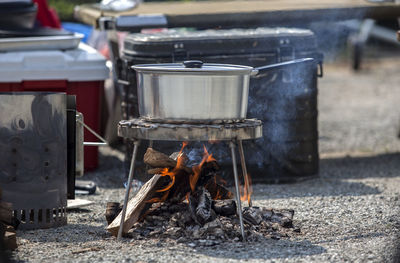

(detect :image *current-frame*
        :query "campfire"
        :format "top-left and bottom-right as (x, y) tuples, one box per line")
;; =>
(105, 143), (298, 244)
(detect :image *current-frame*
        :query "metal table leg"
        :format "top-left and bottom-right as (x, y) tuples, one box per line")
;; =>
(229, 141), (246, 241)
(238, 140), (252, 207)
(117, 140), (140, 240)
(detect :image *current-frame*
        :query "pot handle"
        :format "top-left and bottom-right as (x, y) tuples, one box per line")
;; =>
(251, 58), (315, 76)
(183, 60), (204, 68)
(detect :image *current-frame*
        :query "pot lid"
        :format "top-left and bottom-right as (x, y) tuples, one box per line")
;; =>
(132, 60), (253, 75)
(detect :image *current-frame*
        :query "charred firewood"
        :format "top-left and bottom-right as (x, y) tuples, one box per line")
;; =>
(169, 151), (189, 165)
(212, 199), (237, 216)
(147, 167), (164, 175)
(195, 161), (220, 189)
(204, 179), (233, 200)
(144, 148), (191, 174)
(144, 148), (176, 168)
(189, 187), (213, 225)
(243, 207), (263, 225)
(162, 169), (192, 203)
(144, 152), (188, 175)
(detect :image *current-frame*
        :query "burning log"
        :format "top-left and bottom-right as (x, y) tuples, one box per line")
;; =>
(147, 167), (165, 175)
(144, 148), (191, 174)
(204, 179), (233, 200)
(144, 147), (176, 168)
(169, 151), (189, 165)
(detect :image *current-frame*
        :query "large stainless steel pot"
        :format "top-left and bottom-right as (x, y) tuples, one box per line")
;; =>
(132, 58), (314, 122)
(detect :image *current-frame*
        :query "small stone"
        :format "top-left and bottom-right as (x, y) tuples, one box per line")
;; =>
(233, 237), (240, 242)
(293, 227), (301, 233)
(188, 242), (197, 248)
(176, 237), (187, 243)
(193, 230), (201, 239)
(164, 227), (182, 237)
(271, 234), (280, 240)
(203, 219), (222, 230)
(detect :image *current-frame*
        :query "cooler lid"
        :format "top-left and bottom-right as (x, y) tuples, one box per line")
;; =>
(0, 43), (109, 82)
(123, 27), (316, 58)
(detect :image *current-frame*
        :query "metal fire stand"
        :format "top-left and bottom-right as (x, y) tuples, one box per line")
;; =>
(117, 118), (263, 241)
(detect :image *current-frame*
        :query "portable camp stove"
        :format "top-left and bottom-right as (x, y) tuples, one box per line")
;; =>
(117, 118), (262, 241)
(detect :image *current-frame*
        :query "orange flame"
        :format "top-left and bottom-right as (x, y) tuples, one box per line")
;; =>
(176, 142), (188, 168)
(147, 142), (188, 203)
(156, 169), (176, 192)
(190, 145), (215, 192)
(240, 173), (253, 205)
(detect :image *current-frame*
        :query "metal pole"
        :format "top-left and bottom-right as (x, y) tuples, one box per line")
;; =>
(117, 140), (140, 240)
(238, 140), (252, 207)
(229, 141), (246, 241)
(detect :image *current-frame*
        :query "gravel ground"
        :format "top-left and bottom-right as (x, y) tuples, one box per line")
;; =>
(10, 52), (400, 263)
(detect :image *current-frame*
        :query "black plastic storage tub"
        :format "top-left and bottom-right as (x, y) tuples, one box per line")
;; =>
(0, 0), (37, 29)
(118, 27), (323, 183)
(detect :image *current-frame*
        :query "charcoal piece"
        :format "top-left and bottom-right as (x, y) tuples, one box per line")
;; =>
(148, 228), (163, 237)
(105, 202), (122, 226)
(275, 209), (294, 220)
(203, 218), (221, 231)
(163, 226), (183, 238)
(195, 161), (220, 189)
(189, 188), (212, 225)
(212, 199), (236, 216)
(261, 208), (273, 219)
(270, 209), (294, 228)
(271, 214), (293, 228)
(167, 206), (193, 228)
(202, 219), (225, 238)
(243, 207), (263, 225)
(205, 179), (233, 200)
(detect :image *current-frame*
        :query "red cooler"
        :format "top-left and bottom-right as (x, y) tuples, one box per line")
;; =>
(0, 43), (109, 171)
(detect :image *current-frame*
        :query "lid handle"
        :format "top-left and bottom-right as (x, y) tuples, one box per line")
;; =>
(183, 60), (203, 68)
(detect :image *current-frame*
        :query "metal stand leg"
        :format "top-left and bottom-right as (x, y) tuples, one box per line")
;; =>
(118, 140), (140, 240)
(229, 141), (246, 241)
(238, 140), (252, 207)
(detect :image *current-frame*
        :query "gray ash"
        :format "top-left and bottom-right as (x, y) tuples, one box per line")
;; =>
(126, 197), (298, 245)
